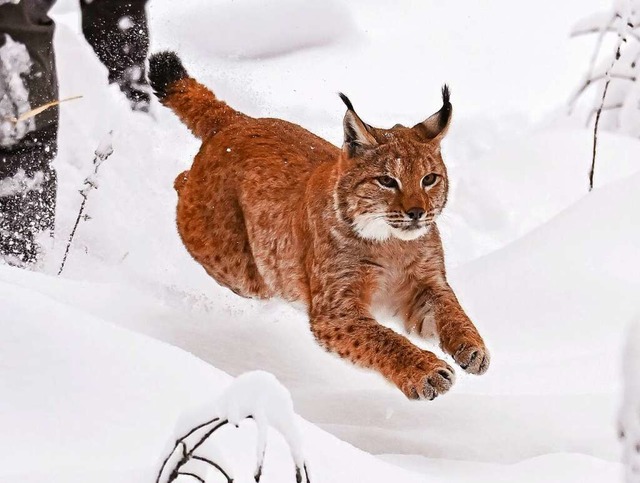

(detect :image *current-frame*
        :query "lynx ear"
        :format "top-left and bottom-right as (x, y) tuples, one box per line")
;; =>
(339, 93), (377, 156)
(413, 85), (452, 142)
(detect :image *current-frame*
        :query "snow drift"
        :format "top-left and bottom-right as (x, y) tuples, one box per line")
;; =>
(2, 0), (635, 482)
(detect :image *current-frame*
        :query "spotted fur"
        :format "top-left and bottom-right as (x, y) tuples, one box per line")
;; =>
(150, 51), (490, 400)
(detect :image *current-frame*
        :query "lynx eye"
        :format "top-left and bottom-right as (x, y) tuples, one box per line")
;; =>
(376, 175), (399, 189)
(421, 173), (439, 188)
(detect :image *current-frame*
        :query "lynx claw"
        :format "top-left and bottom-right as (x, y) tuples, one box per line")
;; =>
(454, 345), (490, 375)
(404, 363), (456, 400)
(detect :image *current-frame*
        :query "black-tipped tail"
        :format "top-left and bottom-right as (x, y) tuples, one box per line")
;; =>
(148, 51), (189, 100)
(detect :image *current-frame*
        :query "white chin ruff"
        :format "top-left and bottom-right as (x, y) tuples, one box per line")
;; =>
(353, 214), (429, 241)
(390, 225), (429, 241)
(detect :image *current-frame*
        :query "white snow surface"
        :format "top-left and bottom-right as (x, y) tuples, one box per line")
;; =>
(149, 0), (356, 60)
(0, 34), (35, 147)
(0, 168), (45, 197)
(1, 0), (634, 482)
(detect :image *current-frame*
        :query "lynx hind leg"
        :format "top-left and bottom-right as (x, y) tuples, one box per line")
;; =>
(198, 224), (271, 299)
(176, 191), (271, 299)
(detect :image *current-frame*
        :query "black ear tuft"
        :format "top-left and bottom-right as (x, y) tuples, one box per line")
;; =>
(439, 84), (452, 129)
(148, 51), (189, 100)
(441, 84), (451, 107)
(412, 85), (453, 141)
(338, 92), (355, 111)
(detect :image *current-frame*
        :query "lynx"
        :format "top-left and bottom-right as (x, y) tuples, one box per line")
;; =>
(148, 51), (490, 400)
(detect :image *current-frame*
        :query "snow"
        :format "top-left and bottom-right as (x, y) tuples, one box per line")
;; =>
(214, 372), (303, 456)
(2, 0), (635, 482)
(0, 168), (45, 197)
(158, 371), (309, 483)
(118, 16), (134, 31)
(0, 267), (426, 483)
(443, 127), (640, 263)
(0, 34), (35, 147)
(149, 0), (355, 60)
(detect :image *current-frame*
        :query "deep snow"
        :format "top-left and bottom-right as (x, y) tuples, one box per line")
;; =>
(2, 0), (635, 481)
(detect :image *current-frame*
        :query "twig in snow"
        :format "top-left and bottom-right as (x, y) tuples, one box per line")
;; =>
(157, 414), (310, 483)
(177, 472), (205, 483)
(586, 102), (624, 126)
(590, 79), (613, 191)
(568, 13), (617, 113)
(156, 418), (233, 483)
(57, 131), (114, 275)
(589, 7), (631, 191)
(571, 22), (640, 43)
(191, 455), (231, 479)
(3, 95), (83, 124)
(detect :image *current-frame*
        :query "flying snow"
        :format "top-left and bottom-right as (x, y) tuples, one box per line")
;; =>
(0, 34), (35, 148)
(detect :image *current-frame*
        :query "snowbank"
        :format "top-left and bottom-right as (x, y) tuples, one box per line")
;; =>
(0, 265), (428, 483)
(4, 0), (634, 481)
(443, 127), (640, 264)
(149, 0), (356, 60)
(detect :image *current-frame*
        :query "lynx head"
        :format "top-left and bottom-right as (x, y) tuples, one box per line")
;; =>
(334, 86), (452, 242)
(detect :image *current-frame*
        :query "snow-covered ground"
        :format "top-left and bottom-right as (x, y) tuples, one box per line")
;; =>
(3, 0), (636, 481)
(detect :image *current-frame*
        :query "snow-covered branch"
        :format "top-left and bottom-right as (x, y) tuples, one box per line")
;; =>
(568, 0), (636, 190)
(156, 372), (311, 483)
(57, 131), (113, 275)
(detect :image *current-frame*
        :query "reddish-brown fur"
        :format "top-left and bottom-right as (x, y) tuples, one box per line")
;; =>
(157, 61), (489, 400)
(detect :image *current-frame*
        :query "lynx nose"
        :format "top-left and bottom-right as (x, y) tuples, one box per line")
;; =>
(406, 207), (425, 220)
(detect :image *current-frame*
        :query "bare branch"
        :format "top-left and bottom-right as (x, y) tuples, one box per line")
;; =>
(157, 419), (231, 483)
(569, 73), (636, 110)
(192, 455), (234, 483)
(590, 78), (613, 190)
(586, 102), (624, 126)
(189, 420), (230, 456)
(568, 13), (617, 112)
(572, 25), (640, 43)
(177, 472), (205, 483)
(589, 7), (631, 191)
(57, 131), (114, 275)
(155, 417), (223, 483)
(157, 412), (311, 483)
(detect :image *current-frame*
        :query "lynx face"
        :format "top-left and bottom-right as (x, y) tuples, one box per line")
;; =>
(335, 88), (452, 242)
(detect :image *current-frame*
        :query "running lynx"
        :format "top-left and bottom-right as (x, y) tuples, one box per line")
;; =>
(149, 51), (490, 400)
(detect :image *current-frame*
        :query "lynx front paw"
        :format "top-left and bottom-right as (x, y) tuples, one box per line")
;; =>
(400, 357), (456, 401)
(453, 343), (490, 375)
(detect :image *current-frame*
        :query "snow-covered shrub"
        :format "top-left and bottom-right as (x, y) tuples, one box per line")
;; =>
(57, 131), (113, 275)
(569, 0), (639, 135)
(568, 0), (637, 189)
(156, 371), (310, 483)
